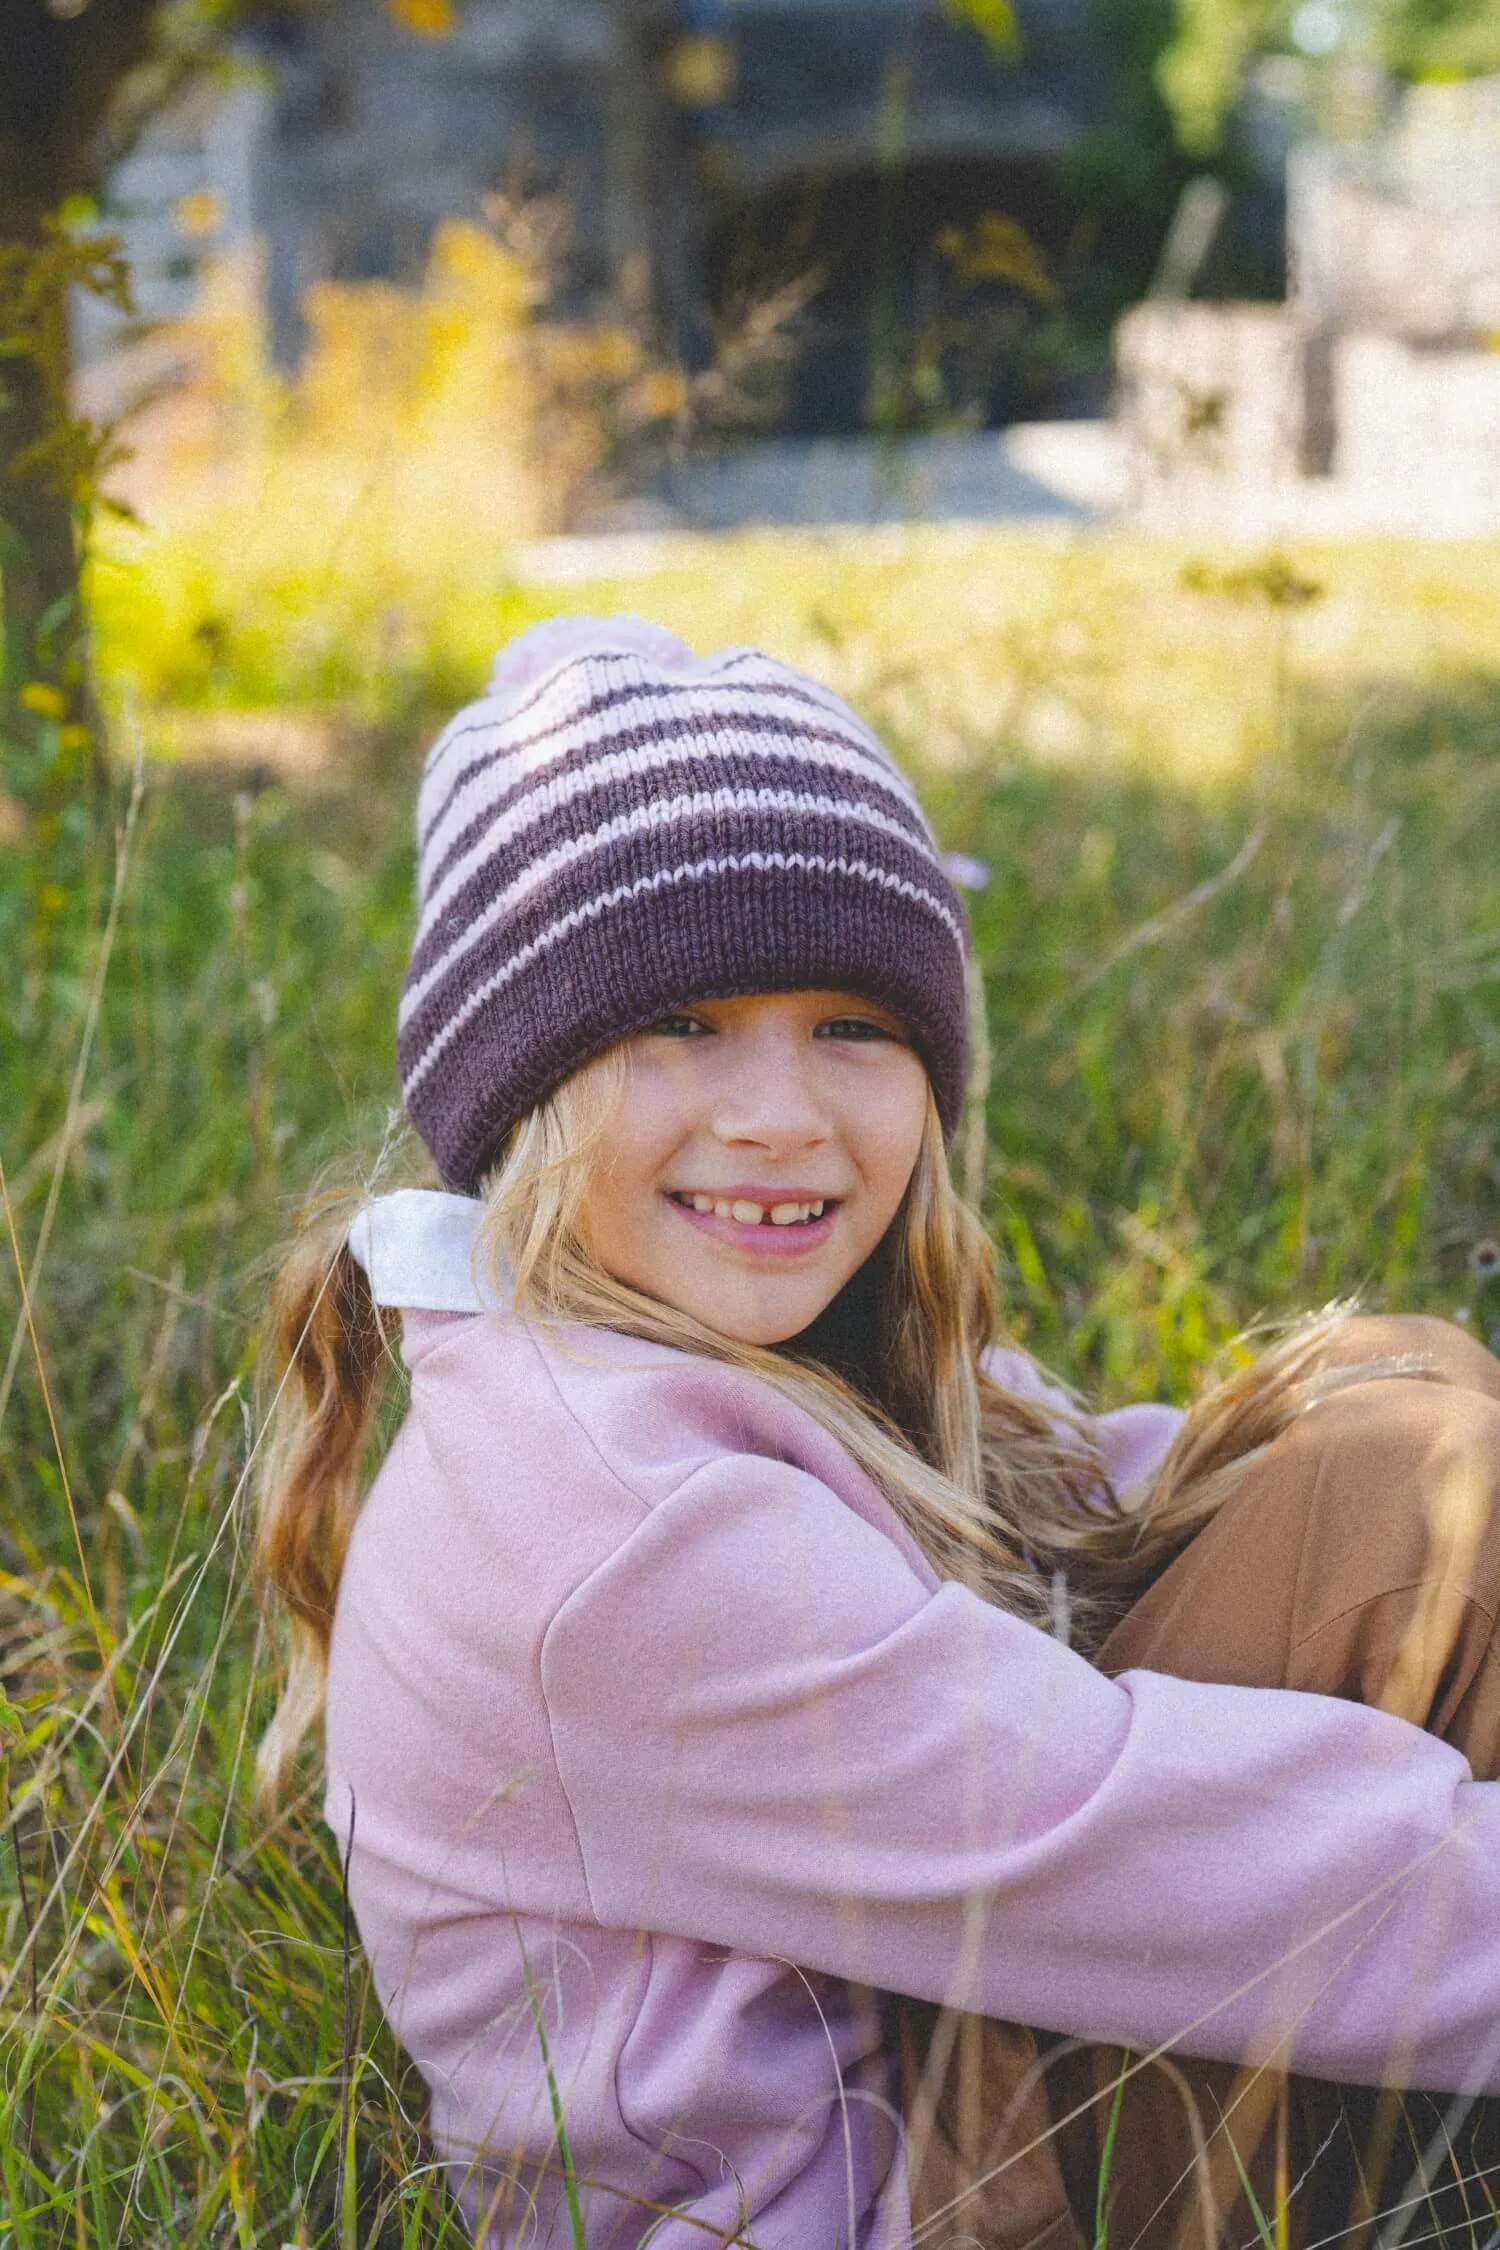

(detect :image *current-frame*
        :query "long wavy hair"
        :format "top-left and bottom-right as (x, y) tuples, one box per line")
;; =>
(254, 1052), (1361, 1800)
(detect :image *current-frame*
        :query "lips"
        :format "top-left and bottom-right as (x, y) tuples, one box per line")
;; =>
(671, 1192), (828, 1228)
(666, 1188), (841, 1254)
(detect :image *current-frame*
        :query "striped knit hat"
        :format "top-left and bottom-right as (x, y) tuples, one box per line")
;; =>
(399, 615), (970, 1191)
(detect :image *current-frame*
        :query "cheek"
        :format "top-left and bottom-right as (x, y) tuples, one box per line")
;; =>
(858, 1065), (931, 1199)
(578, 1085), (687, 1259)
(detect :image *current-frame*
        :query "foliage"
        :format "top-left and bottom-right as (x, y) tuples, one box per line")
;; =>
(942, 0), (1021, 59)
(1158, 0), (1500, 155)
(3, 528), (1499, 2237)
(0, 0), (231, 735)
(0, 223), (134, 513)
(386, 0), (457, 33)
(1377, 0), (1500, 79)
(0, 221), (135, 745)
(89, 216), (679, 720)
(0, 0), (462, 745)
(1159, 0), (1282, 158)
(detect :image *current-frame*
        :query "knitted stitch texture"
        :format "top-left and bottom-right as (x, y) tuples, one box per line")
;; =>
(399, 616), (970, 1190)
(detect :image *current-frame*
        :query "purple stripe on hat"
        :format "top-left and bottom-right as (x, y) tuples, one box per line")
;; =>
(419, 719), (936, 910)
(400, 839), (963, 1082)
(418, 649), (775, 822)
(402, 793), (956, 1026)
(417, 662), (906, 855)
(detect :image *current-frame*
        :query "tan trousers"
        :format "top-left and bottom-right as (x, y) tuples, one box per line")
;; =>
(900, 1316), (1500, 2250)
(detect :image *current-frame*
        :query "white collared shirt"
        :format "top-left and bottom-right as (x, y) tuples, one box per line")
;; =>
(345, 1188), (499, 1313)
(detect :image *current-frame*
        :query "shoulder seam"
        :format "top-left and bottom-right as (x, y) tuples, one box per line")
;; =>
(518, 1315), (728, 1518)
(524, 1331), (717, 1921)
(518, 1316), (660, 1516)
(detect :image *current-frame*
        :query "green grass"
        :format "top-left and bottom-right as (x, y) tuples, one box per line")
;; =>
(2, 528), (1499, 2243)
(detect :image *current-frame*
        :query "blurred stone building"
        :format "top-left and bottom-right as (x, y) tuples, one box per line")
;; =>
(1117, 75), (1500, 531)
(83, 0), (1115, 435)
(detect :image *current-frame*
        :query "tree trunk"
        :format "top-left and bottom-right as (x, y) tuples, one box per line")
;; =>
(0, 0), (162, 785)
(0, 217), (108, 804)
(0, 331), (86, 697)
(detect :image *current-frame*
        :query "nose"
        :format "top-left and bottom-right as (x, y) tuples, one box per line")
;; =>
(709, 1021), (832, 1153)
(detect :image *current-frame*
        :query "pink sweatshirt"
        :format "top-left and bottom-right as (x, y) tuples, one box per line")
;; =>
(327, 1191), (1500, 2249)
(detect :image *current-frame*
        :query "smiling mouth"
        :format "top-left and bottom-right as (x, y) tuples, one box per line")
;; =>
(669, 1193), (833, 1229)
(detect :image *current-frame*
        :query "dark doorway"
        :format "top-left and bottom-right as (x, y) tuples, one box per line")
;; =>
(701, 152), (1101, 436)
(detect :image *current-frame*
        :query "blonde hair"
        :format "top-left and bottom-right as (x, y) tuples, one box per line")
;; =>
(254, 1057), (1358, 1799)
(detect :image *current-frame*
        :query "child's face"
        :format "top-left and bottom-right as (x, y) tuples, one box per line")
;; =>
(579, 990), (931, 1346)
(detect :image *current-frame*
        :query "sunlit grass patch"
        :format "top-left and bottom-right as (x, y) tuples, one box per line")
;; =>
(99, 494), (1500, 796)
(517, 524), (1500, 787)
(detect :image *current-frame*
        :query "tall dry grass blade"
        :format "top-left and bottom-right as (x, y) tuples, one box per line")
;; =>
(0, 744), (145, 1434)
(1095, 2053), (1129, 2247)
(993, 824), (1266, 1076)
(3, 1760), (38, 2163)
(517, 1927), (588, 2250)
(336, 1787), (359, 2250)
(958, 954), (994, 1212)
(0, 1146), (109, 1681)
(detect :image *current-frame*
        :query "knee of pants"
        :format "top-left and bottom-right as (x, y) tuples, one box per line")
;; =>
(1096, 1376), (1500, 1699)
(1312, 1313), (1500, 1405)
(1270, 1377), (1500, 1704)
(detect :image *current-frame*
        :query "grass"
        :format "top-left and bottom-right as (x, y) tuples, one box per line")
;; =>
(2, 523), (1500, 2243)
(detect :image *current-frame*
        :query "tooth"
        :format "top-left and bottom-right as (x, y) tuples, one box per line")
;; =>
(810, 1200), (824, 1217)
(692, 1194), (714, 1213)
(713, 1199), (735, 1219)
(769, 1203), (802, 1225)
(731, 1200), (764, 1225)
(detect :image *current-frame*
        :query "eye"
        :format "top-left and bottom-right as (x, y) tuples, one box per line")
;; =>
(643, 1012), (713, 1038)
(815, 1014), (904, 1043)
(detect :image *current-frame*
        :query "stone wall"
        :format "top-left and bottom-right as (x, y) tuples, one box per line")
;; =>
(1289, 79), (1500, 344)
(1115, 302), (1301, 498)
(1335, 336), (1500, 532)
(1114, 75), (1500, 531)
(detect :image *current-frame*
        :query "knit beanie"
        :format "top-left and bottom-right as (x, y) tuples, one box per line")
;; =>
(399, 615), (970, 1191)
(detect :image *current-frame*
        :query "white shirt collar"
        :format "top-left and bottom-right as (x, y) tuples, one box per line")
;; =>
(345, 1189), (501, 1313)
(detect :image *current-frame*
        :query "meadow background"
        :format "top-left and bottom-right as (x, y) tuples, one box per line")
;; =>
(2, 249), (1500, 2242)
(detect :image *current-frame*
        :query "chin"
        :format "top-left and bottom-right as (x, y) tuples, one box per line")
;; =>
(697, 1294), (827, 1349)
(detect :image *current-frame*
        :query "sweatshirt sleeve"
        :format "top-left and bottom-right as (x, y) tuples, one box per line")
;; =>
(541, 1451), (1500, 2094)
(983, 1342), (1184, 1500)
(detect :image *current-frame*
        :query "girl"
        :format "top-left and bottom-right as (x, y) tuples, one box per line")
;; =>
(257, 615), (1500, 2250)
